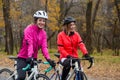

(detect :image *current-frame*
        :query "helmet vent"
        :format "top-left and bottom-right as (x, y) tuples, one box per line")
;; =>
(38, 12), (42, 15)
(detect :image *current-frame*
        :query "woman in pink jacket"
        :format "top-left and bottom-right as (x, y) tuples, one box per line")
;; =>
(17, 10), (55, 80)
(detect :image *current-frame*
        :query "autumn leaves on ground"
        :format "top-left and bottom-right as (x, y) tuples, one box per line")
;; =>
(0, 50), (120, 80)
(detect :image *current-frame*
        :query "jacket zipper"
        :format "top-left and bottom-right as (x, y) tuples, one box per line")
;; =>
(70, 36), (74, 56)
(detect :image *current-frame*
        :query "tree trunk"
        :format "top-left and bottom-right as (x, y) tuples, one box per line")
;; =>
(92, 0), (101, 29)
(86, 0), (101, 54)
(115, 0), (120, 21)
(85, 0), (93, 54)
(92, 0), (101, 53)
(2, 0), (13, 55)
(112, 0), (120, 56)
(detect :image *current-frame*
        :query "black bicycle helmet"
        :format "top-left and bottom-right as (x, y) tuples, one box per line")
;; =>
(63, 16), (76, 25)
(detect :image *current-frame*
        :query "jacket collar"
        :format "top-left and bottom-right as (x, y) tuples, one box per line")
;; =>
(64, 30), (74, 36)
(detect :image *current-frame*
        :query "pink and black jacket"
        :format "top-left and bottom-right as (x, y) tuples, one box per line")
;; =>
(17, 24), (50, 60)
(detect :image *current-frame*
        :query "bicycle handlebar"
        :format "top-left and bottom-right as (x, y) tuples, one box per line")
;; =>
(22, 59), (42, 71)
(86, 57), (94, 69)
(69, 57), (94, 69)
(43, 62), (53, 72)
(54, 53), (94, 69)
(22, 60), (53, 72)
(44, 57), (94, 74)
(22, 64), (31, 71)
(22, 57), (94, 72)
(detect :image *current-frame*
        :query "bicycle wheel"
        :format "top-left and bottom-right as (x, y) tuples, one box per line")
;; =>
(36, 74), (50, 80)
(74, 71), (87, 80)
(0, 68), (14, 80)
(81, 72), (88, 80)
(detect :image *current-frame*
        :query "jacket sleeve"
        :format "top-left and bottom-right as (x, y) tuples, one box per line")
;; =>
(24, 28), (34, 58)
(41, 32), (50, 60)
(57, 33), (69, 57)
(77, 33), (88, 55)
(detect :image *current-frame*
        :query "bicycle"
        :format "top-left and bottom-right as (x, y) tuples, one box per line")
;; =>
(45, 53), (94, 80)
(44, 55), (62, 80)
(0, 56), (50, 80)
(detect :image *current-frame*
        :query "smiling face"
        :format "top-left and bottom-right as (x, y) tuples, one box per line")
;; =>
(67, 22), (76, 32)
(36, 18), (46, 28)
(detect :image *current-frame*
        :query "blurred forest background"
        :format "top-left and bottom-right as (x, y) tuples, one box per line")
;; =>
(0, 0), (120, 56)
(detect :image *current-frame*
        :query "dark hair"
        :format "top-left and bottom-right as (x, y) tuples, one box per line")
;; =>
(34, 17), (39, 23)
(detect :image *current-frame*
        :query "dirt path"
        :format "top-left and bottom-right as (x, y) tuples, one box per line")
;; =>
(0, 54), (120, 80)
(0, 67), (119, 80)
(87, 74), (117, 80)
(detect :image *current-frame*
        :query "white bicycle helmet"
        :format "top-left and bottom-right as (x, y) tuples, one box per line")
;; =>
(33, 10), (48, 19)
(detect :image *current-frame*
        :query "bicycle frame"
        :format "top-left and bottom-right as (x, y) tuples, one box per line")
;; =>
(44, 59), (83, 80)
(6, 56), (43, 80)
(0, 56), (50, 80)
(45, 53), (94, 80)
(6, 56), (18, 80)
(25, 64), (38, 80)
(23, 60), (43, 80)
(6, 71), (17, 80)
(66, 61), (82, 80)
(50, 64), (62, 80)
(44, 61), (62, 80)
(41, 53), (94, 80)
(5, 67), (39, 80)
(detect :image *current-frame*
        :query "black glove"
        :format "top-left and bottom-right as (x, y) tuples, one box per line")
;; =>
(47, 59), (56, 68)
(83, 54), (93, 63)
(26, 57), (34, 64)
(67, 55), (73, 58)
